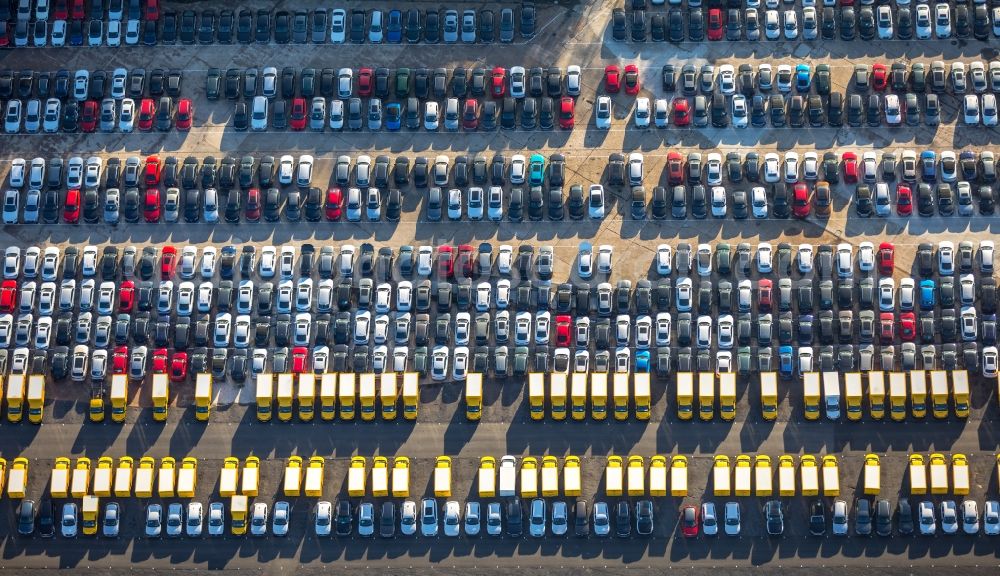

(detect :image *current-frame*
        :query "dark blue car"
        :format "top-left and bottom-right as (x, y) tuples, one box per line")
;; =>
(385, 102), (402, 131)
(386, 10), (402, 43)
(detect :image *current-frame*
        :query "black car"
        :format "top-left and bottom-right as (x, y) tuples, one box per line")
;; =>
(574, 501), (590, 537)
(896, 498), (914, 536)
(237, 9), (253, 43)
(507, 499), (523, 537)
(36, 500), (54, 538)
(809, 501), (826, 536)
(335, 500), (352, 536)
(379, 502), (395, 538)
(615, 501), (631, 537)
(17, 500), (35, 536)
(255, 9), (271, 42)
(612, 8), (627, 40)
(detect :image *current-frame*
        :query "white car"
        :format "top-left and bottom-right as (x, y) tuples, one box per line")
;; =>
(314, 501), (332, 537)
(565, 65), (582, 96)
(509, 66), (526, 98)
(757, 243), (773, 273)
(962, 500), (980, 535)
(655, 244), (672, 276)
(858, 242), (875, 272)
(751, 187), (768, 218)
(797, 244), (814, 273)
(509, 155), (526, 184)
(919, 501), (936, 535)
(934, 2), (951, 38)
(595, 96), (612, 129)
(330, 9), (346, 43)
(250, 502), (268, 536)
(916, 4), (932, 38)
(588, 185), (605, 219)
(836, 243), (853, 277)
(876, 5), (894, 38)
(186, 503), (204, 538)
(782, 9), (798, 38)
(731, 95), (748, 128)
(763, 153), (780, 183)
(634, 97), (650, 128)
(443, 501), (461, 537)
(964, 95), (981, 125)
(765, 9), (780, 39)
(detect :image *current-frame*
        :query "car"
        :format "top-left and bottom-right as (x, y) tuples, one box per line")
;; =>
(145, 503), (162, 537)
(680, 505), (698, 537)
(765, 500), (783, 535)
(420, 498), (438, 537)
(60, 502), (78, 538)
(919, 500), (936, 535)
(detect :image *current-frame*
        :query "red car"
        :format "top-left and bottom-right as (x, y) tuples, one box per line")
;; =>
(681, 505), (699, 537)
(437, 245), (454, 279)
(53, 0), (69, 20)
(842, 151), (858, 184)
(291, 347), (309, 373)
(357, 67), (373, 97)
(169, 351), (188, 382)
(160, 245), (177, 279)
(758, 279), (773, 312)
(555, 315), (572, 346)
(145, 0), (160, 20)
(71, 0), (86, 19)
(144, 188), (160, 222)
(80, 100), (98, 132)
(557, 97), (575, 129)
(667, 151), (684, 184)
(245, 188), (261, 221)
(175, 98), (193, 130)
(896, 184), (912, 215)
(490, 67), (506, 98)
(144, 155), (162, 186)
(462, 98), (479, 130)
(325, 188), (343, 220)
(899, 312), (916, 341)
(64, 189), (81, 223)
(137, 98), (155, 131)
(792, 183), (810, 218)
(878, 312), (895, 344)
(0, 280), (17, 313)
(119, 280), (135, 312)
(707, 8), (724, 40)
(113, 346), (128, 375)
(623, 64), (640, 94)
(0, 22), (9, 47)
(877, 242), (894, 275)
(672, 98), (691, 126)
(289, 97), (307, 130)
(152, 348), (168, 374)
(604, 65), (621, 93)
(456, 244), (475, 278)
(871, 63), (888, 91)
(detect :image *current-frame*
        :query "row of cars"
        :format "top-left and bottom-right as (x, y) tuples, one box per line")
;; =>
(3, 94), (191, 133)
(611, 2), (1000, 42)
(0, 68), (186, 103)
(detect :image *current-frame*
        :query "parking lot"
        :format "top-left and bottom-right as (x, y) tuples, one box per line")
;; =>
(3, 0), (1000, 573)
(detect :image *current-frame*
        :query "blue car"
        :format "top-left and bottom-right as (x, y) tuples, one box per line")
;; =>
(778, 346), (794, 378)
(795, 64), (811, 92)
(920, 280), (936, 309)
(386, 10), (403, 43)
(920, 151), (937, 181)
(528, 154), (546, 185)
(635, 350), (650, 373)
(385, 103), (402, 131)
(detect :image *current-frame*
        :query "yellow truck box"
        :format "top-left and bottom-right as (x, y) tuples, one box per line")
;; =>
(465, 372), (483, 421)
(570, 373), (588, 420)
(134, 456), (155, 498)
(800, 455), (819, 496)
(478, 456), (496, 498)
(113, 456), (133, 497)
(277, 373), (295, 422)
(670, 456), (688, 497)
(909, 370), (928, 418)
(550, 373), (568, 421)
(50, 456), (71, 498)
(528, 373), (545, 420)
(338, 373), (356, 420)
(713, 455), (731, 496)
(734, 455), (752, 496)
(6, 374), (25, 423)
(433, 456), (452, 498)
(634, 373), (651, 421)
(359, 373), (377, 421)
(821, 455), (840, 496)
(822, 371), (841, 421)
(863, 453), (880, 495)
(379, 373), (398, 420)
(909, 454), (927, 495)
(93, 456), (114, 497)
(297, 373), (316, 422)
(348, 456), (367, 497)
(626, 455), (645, 496)
(371, 456), (389, 497)
(520, 457), (538, 498)
(241, 456), (259, 497)
(698, 372), (715, 421)
(177, 457), (197, 497)
(759, 372), (778, 421)
(219, 457), (240, 497)
(283, 456), (303, 497)
(590, 372), (608, 420)
(391, 457), (410, 497)
(951, 370), (969, 419)
(498, 456), (517, 497)
(929, 370), (949, 419)
(319, 373), (337, 420)
(110, 374), (128, 423)
(952, 454), (970, 496)
(71, 457), (91, 498)
(563, 456), (582, 497)
(541, 456), (560, 497)
(649, 455), (668, 497)
(929, 453), (949, 494)
(777, 456), (795, 497)
(7, 457), (27, 499)
(718, 373), (736, 421)
(402, 372), (419, 420)
(605, 456), (623, 496)
(867, 370), (886, 420)
(305, 456), (325, 497)
(755, 455), (773, 497)
(151, 374), (169, 422)
(844, 373), (863, 421)
(157, 457), (175, 497)
(26, 375), (45, 424)
(230, 495), (249, 535)
(803, 373), (821, 420)
(888, 371), (907, 421)
(613, 373), (630, 421)
(676, 372), (694, 420)
(255, 373), (274, 422)
(81, 495), (100, 536)
(194, 373), (212, 422)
